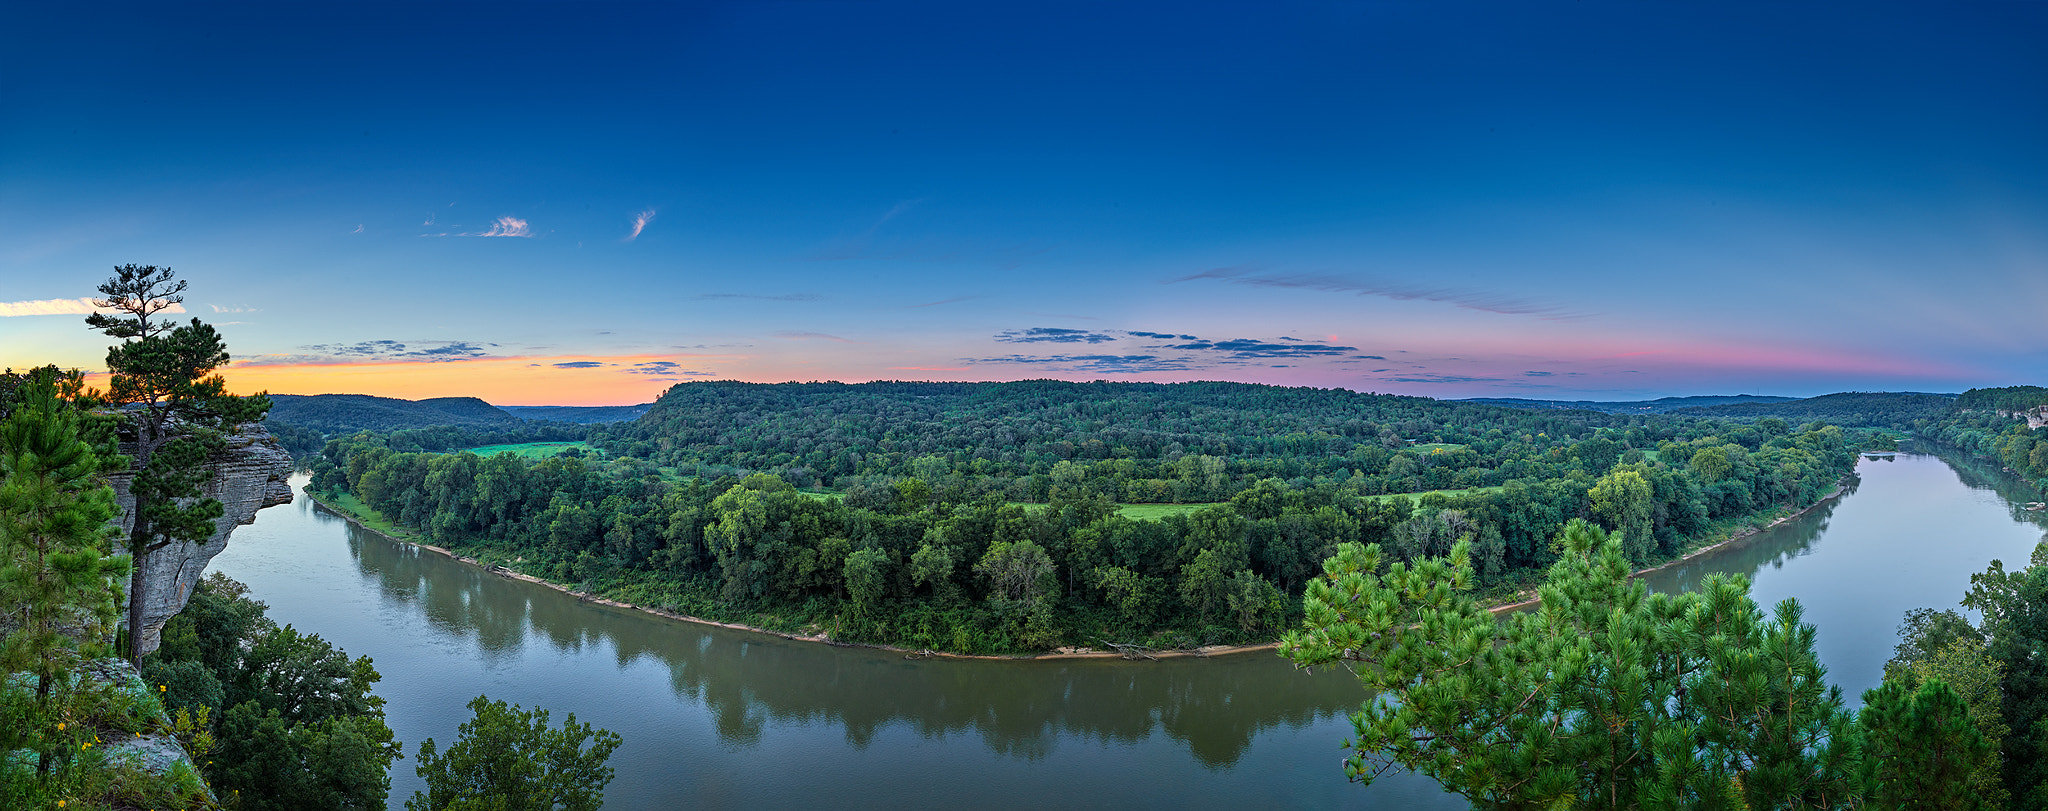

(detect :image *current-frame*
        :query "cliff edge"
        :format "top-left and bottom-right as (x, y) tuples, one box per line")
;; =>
(104, 422), (295, 655)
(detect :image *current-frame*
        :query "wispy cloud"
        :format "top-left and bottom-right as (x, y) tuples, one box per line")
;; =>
(422, 215), (535, 238)
(776, 331), (855, 343)
(969, 354), (1197, 374)
(1171, 267), (1583, 319)
(1374, 374), (1509, 384)
(208, 304), (258, 314)
(967, 326), (1387, 374)
(0, 298), (187, 317)
(1152, 337), (1359, 358)
(350, 224), (363, 234)
(809, 199), (925, 261)
(626, 360), (713, 378)
(476, 216), (532, 237)
(237, 339), (500, 366)
(696, 293), (823, 302)
(554, 361), (608, 369)
(996, 327), (1116, 344)
(624, 208), (656, 242)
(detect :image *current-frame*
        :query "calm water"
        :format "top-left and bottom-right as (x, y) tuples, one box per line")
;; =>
(207, 448), (2045, 809)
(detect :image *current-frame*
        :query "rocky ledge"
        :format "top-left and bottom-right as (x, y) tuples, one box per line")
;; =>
(104, 423), (295, 656)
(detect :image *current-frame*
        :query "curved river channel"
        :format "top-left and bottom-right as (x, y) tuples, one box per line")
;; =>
(208, 447), (2047, 810)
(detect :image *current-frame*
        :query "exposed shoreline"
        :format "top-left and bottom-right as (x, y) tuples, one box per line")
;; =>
(1482, 477), (1853, 614)
(300, 477), (1853, 662)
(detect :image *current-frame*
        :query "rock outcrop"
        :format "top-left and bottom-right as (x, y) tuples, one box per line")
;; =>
(105, 423), (295, 656)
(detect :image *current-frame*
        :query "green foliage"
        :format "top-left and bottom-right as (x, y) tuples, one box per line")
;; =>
(407, 695), (621, 811)
(0, 370), (137, 797)
(0, 371), (131, 683)
(268, 393), (526, 433)
(1960, 542), (2048, 806)
(148, 574), (401, 810)
(309, 394), (1863, 653)
(212, 701), (400, 811)
(229, 624), (386, 725)
(1670, 391), (1957, 427)
(1588, 464), (1655, 562)
(1859, 679), (1995, 810)
(1952, 386), (2048, 413)
(1280, 520), (1868, 808)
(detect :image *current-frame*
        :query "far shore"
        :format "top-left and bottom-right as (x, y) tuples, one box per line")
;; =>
(300, 477), (1854, 661)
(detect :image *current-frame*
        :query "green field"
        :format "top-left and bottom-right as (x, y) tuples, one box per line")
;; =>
(314, 491), (415, 539)
(464, 441), (595, 459)
(1362, 485), (1507, 503)
(1114, 502), (1225, 520)
(1005, 501), (1225, 520)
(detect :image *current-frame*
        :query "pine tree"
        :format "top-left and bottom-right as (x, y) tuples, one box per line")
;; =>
(1279, 519), (1860, 808)
(84, 264), (269, 662)
(0, 369), (133, 777)
(1859, 678), (1994, 810)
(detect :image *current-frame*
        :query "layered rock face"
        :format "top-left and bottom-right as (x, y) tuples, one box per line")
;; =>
(105, 423), (295, 655)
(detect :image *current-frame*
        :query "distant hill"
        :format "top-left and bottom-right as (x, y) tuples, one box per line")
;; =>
(1953, 386), (2048, 412)
(1458, 395), (1798, 414)
(266, 394), (524, 433)
(496, 404), (652, 424)
(1665, 391), (1957, 427)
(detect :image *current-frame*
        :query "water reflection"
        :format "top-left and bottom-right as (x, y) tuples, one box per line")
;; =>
(308, 499), (1360, 770)
(228, 453), (2048, 810)
(1924, 442), (2048, 535)
(1640, 478), (1851, 596)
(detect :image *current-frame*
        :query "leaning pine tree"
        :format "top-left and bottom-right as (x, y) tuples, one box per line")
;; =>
(84, 265), (269, 663)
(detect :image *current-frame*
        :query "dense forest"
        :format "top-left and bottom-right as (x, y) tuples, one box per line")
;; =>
(1664, 391), (1958, 427)
(587, 380), (1763, 497)
(267, 394), (527, 432)
(1918, 385), (2048, 487)
(308, 380), (1865, 654)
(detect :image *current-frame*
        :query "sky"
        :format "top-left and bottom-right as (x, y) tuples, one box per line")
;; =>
(4, 1), (2045, 406)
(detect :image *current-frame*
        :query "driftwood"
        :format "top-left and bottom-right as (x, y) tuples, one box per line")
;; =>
(1099, 639), (1158, 660)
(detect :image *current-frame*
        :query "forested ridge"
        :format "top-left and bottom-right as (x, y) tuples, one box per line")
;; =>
(1665, 391), (1958, 427)
(592, 380), (1709, 499)
(1919, 385), (2048, 487)
(309, 379), (1865, 654)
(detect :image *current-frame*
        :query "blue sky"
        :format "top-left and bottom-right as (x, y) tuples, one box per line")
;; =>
(4, 1), (2044, 405)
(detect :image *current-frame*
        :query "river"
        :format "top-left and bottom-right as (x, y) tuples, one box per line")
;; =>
(206, 448), (2046, 809)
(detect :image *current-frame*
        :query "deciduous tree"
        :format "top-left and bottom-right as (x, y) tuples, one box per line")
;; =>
(407, 695), (621, 811)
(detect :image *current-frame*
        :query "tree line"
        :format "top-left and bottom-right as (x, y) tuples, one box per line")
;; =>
(309, 406), (1861, 653)
(1917, 386), (2048, 488)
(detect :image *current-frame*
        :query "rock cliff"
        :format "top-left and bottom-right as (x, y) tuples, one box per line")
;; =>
(105, 423), (295, 655)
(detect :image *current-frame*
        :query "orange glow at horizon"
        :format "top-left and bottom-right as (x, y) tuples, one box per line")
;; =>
(217, 355), (710, 406)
